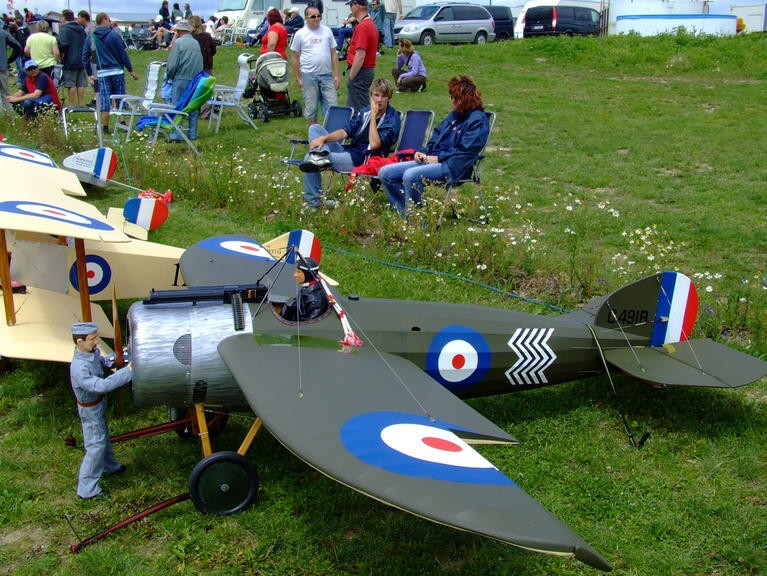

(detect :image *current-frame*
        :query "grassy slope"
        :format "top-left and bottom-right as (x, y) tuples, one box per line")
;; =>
(0, 33), (765, 575)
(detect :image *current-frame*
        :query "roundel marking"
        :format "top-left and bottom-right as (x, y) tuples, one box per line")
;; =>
(426, 325), (491, 391)
(69, 255), (112, 295)
(340, 411), (515, 486)
(0, 201), (114, 231)
(0, 144), (56, 166)
(198, 237), (275, 261)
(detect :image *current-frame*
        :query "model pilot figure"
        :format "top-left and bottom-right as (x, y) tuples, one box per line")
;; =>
(280, 257), (329, 322)
(70, 322), (132, 499)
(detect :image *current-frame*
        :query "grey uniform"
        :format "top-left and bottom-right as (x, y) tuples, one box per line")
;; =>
(70, 348), (131, 498)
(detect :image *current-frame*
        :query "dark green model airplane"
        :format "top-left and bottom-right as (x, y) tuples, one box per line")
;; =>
(126, 231), (767, 572)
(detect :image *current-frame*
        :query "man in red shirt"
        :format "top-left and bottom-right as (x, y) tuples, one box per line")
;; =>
(345, 0), (377, 112)
(6, 59), (61, 118)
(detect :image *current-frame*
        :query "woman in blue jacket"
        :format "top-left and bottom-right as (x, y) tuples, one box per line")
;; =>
(380, 75), (489, 217)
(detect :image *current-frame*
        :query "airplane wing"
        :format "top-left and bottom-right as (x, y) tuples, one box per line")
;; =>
(217, 334), (611, 571)
(0, 287), (113, 363)
(605, 338), (767, 388)
(0, 164), (127, 242)
(180, 235), (296, 296)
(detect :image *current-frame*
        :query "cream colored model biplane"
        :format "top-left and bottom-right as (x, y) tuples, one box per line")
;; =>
(0, 143), (184, 363)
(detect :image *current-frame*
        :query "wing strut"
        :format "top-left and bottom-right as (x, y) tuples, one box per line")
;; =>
(585, 323), (651, 449)
(0, 229), (15, 325)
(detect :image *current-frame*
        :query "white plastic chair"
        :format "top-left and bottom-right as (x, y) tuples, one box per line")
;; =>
(109, 61), (166, 141)
(207, 53), (258, 134)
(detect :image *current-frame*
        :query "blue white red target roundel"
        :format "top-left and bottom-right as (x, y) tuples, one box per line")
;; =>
(426, 325), (491, 391)
(0, 143), (56, 166)
(69, 255), (112, 295)
(0, 201), (114, 231)
(198, 236), (275, 261)
(340, 411), (514, 485)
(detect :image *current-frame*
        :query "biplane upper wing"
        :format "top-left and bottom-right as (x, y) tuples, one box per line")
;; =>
(0, 287), (113, 362)
(0, 159), (127, 242)
(217, 334), (612, 571)
(179, 235), (297, 296)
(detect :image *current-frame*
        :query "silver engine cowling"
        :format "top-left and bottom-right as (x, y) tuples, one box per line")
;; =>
(127, 300), (252, 411)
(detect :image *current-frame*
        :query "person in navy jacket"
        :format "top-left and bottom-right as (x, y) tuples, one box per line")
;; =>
(380, 75), (489, 217)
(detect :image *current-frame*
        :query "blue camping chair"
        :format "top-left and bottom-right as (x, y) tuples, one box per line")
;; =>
(437, 110), (496, 228)
(136, 72), (216, 156)
(338, 108), (434, 194)
(281, 105), (354, 184)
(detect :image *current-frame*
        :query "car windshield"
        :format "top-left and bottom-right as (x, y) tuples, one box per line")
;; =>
(402, 5), (439, 19)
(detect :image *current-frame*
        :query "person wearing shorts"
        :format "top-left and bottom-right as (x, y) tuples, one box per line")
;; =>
(58, 9), (89, 107)
(82, 12), (139, 131)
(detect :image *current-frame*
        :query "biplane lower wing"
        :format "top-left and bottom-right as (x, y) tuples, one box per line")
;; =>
(604, 338), (767, 388)
(217, 334), (611, 571)
(0, 288), (113, 362)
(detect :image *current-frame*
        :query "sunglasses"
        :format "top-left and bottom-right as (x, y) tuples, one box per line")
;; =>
(307, 14), (321, 19)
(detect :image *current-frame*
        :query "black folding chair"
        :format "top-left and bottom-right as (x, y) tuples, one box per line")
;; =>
(437, 111), (496, 228)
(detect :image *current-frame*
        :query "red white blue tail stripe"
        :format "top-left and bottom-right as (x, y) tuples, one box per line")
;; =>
(285, 229), (322, 264)
(123, 197), (168, 231)
(651, 271), (698, 346)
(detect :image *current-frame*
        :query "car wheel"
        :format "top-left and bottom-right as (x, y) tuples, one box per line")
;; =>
(420, 31), (435, 46)
(474, 31), (487, 44)
(496, 32), (510, 41)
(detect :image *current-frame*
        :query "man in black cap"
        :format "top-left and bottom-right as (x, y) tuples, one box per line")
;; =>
(279, 257), (329, 321)
(344, 0), (377, 112)
(70, 322), (132, 499)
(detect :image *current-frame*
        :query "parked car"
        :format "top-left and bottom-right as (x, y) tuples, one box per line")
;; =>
(515, 0), (601, 38)
(394, 3), (496, 45)
(484, 5), (514, 40)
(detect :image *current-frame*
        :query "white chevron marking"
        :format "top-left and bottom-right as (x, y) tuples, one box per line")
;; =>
(505, 328), (556, 385)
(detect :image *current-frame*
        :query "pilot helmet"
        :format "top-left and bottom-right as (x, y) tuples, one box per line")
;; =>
(297, 256), (320, 282)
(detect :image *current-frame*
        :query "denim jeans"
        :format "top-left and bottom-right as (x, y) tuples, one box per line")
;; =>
(303, 123), (355, 206)
(301, 72), (338, 123)
(379, 160), (447, 216)
(171, 77), (199, 140)
(384, 13), (396, 49)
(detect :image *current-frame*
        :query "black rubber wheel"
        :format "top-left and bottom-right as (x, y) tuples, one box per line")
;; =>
(420, 31), (435, 46)
(259, 104), (270, 123)
(292, 100), (302, 118)
(189, 451), (259, 515)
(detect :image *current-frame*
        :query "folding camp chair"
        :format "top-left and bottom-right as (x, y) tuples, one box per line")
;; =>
(109, 61), (166, 142)
(62, 106), (103, 146)
(136, 73), (216, 156)
(437, 111), (496, 228)
(208, 53), (258, 134)
(346, 108), (435, 192)
(280, 105), (354, 184)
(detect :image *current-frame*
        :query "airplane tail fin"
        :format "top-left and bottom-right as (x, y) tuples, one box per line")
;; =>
(571, 272), (766, 388)
(574, 271), (698, 346)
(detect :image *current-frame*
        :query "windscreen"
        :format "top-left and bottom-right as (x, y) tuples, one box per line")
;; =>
(402, 5), (439, 20)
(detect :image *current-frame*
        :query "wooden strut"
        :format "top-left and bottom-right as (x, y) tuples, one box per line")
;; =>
(194, 403), (213, 457)
(0, 229), (15, 326)
(238, 417), (263, 456)
(74, 238), (92, 322)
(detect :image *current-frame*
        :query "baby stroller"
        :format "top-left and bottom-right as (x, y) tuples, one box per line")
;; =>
(244, 52), (302, 122)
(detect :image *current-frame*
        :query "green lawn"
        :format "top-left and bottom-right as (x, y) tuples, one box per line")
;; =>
(0, 32), (765, 575)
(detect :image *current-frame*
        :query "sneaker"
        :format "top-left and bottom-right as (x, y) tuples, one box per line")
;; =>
(324, 199), (337, 208)
(299, 153), (331, 172)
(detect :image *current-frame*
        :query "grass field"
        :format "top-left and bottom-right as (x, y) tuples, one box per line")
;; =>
(0, 31), (765, 575)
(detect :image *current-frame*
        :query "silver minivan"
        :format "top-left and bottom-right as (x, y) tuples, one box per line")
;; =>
(394, 3), (496, 45)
